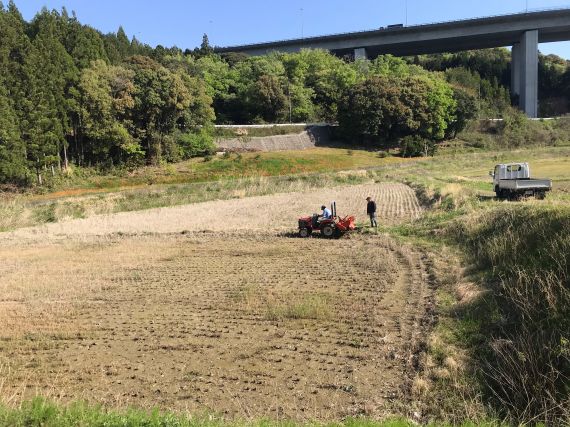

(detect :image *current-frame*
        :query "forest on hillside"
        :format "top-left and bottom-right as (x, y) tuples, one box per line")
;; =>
(1, 1), (569, 187)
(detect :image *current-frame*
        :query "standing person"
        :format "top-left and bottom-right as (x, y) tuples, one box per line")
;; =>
(366, 197), (377, 228)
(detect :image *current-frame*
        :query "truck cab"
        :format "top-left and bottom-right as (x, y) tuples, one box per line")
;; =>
(489, 163), (551, 200)
(491, 163), (530, 185)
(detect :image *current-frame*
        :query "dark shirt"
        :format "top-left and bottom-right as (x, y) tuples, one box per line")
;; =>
(367, 200), (377, 214)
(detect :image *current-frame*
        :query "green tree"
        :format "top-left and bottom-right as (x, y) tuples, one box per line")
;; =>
(116, 26), (130, 58)
(77, 60), (141, 165)
(248, 74), (287, 122)
(446, 86), (478, 138)
(24, 10), (78, 178)
(0, 86), (28, 183)
(127, 56), (191, 164)
(198, 33), (213, 57)
(282, 49), (357, 121)
(0, 1), (32, 129)
(338, 76), (408, 145)
(68, 25), (108, 69)
(175, 71), (215, 129)
(338, 75), (456, 150)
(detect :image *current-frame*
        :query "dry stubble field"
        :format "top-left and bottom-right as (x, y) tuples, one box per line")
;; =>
(0, 183), (433, 421)
(4, 182), (421, 239)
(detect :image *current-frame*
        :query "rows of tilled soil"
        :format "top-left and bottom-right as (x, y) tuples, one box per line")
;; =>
(3, 183), (421, 240)
(0, 233), (434, 421)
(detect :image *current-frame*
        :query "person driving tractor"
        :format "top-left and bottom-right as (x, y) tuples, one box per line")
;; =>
(321, 205), (332, 220)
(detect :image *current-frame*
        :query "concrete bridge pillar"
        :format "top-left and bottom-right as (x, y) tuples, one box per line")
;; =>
(354, 47), (368, 60)
(518, 30), (539, 118)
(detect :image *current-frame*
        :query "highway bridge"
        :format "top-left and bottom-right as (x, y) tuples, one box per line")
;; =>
(218, 9), (570, 117)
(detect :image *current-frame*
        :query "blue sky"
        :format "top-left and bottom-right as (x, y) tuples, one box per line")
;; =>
(13, 0), (570, 58)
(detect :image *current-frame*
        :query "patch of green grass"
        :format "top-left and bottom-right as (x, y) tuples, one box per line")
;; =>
(0, 398), (445, 427)
(0, 397), (505, 426)
(265, 294), (332, 321)
(31, 203), (57, 223)
(32, 148), (405, 194)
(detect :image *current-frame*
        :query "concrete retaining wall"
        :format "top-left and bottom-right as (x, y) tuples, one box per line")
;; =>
(216, 126), (331, 152)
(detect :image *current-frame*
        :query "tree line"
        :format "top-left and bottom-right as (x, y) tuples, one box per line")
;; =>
(1, 2), (569, 187)
(410, 49), (570, 117)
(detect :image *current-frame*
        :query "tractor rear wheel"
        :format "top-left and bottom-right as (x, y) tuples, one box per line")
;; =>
(322, 225), (335, 238)
(299, 228), (311, 238)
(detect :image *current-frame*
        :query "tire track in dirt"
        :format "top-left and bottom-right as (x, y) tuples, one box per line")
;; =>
(379, 249), (433, 392)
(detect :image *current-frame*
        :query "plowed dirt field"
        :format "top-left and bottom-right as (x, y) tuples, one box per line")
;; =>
(0, 183), (433, 421)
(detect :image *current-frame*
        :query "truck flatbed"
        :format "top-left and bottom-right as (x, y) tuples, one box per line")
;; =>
(491, 163), (552, 200)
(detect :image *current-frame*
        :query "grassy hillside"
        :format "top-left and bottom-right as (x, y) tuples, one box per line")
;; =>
(373, 149), (570, 425)
(25, 148), (408, 195)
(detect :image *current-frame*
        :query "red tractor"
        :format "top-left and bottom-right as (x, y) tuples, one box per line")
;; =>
(298, 202), (356, 238)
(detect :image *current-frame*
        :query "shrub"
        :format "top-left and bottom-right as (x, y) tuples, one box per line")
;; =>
(176, 128), (215, 159)
(499, 108), (558, 148)
(400, 135), (437, 157)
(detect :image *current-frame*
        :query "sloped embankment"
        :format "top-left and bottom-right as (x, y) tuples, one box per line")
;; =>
(451, 205), (570, 425)
(216, 126), (331, 152)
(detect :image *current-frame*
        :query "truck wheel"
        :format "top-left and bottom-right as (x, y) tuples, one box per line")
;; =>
(536, 191), (546, 200)
(299, 228), (311, 238)
(321, 225), (335, 238)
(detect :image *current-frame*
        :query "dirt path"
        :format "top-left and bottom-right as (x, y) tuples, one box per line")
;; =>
(0, 233), (434, 421)
(1, 183), (421, 240)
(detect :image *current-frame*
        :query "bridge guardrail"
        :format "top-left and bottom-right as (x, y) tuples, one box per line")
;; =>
(219, 7), (570, 50)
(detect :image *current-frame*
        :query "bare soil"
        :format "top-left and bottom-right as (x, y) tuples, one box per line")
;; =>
(0, 183), (433, 421)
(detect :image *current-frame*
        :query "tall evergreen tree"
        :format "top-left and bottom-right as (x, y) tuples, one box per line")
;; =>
(0, 1), (32, 125)
(0, 74), (28, 183)
(199, 34), (213, 57)
(116, 26), (130, 58)
(62, 12), (108, 69)
(0, 1), (30, 183)
(24, 10), (78, 177)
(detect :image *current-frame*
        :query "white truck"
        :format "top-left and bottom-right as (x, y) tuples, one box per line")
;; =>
(490, 163), (552, 200)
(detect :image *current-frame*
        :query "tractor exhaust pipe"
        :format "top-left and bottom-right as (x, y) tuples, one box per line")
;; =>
(331, 201), (337, 218)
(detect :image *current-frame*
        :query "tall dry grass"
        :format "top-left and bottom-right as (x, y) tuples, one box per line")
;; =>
(452, 205), (570, 425)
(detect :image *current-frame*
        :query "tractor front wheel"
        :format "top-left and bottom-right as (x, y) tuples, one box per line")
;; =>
(321, 225), (335, 238)
(299, 228), (311, 238)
